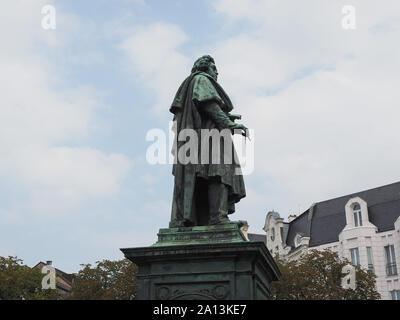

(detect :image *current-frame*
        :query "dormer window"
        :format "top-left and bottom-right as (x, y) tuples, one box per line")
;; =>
(353, 203), (362, 227)
(345, 197), (372, 230)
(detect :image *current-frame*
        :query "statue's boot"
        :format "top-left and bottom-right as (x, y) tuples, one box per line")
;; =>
(209, 214), (230, 225)
(208, 181), (230, 225)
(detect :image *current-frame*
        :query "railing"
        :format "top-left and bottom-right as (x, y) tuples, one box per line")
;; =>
(386, 262), (398, 276)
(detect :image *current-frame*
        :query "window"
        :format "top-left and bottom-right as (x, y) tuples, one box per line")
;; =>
(350, 248), (360, 266)
(353, 204), (362, 226)
(366, 247), (374, 271)
(385, 245), (398, 276)
(270, 228), (275, 241)
(391, 290), (400, 300)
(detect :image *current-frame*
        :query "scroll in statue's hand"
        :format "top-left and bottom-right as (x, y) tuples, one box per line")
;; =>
(228, 114), (242, 121)
(230, 123), (250, 140)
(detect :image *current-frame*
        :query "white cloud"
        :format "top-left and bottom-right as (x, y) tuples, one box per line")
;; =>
(0, 1), (131, 214)
(115, 1), (400, 220)
(212, 0), (400, 217)
(0, 59), (93, 149)
(16, 147), (130, 200)
(120, 22), (192, 115)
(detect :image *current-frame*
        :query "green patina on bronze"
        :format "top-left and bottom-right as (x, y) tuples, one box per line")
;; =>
(153, 222), (248, 247)
(120, 55), (281, 300)
(169, 55), (249, 229)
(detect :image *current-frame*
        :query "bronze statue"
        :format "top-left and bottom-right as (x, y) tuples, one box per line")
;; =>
(169, 55), (248, 228)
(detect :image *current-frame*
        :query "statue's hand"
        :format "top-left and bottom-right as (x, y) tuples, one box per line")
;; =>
(228, 114), (242, 121)
(230, 123), (250, 139)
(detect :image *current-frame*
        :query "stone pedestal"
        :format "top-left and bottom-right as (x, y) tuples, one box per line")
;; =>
(121, 222), (281, 300)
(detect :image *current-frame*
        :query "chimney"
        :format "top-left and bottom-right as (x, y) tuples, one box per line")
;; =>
(288, 215), (297, 223)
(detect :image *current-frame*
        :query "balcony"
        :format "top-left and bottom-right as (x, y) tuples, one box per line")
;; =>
(386, 262), (398, 276)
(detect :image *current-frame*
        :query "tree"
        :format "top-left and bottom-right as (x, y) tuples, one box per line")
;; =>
(0, 256), (61, 300)
(69, 259), (138, 300)
(270, 249), (380, 300)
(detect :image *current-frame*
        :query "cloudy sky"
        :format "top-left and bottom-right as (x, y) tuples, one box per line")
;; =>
(1, 0), (399, 272)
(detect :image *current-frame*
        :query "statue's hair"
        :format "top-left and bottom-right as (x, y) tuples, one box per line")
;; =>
(191, 55), (215, 73)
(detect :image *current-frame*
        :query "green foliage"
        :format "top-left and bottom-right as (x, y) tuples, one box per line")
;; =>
(270, 249), (380, 300)
(0, 256), (61, 300)
(69, 259), (138, 300)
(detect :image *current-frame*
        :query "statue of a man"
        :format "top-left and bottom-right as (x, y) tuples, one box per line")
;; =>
(169, 55), (248, 228)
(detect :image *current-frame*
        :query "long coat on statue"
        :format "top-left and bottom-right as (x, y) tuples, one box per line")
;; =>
(169, 71), (246, 227)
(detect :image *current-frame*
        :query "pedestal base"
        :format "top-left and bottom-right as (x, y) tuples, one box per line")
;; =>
(121, 236), (280, 300)
(153, 222), (248, 246)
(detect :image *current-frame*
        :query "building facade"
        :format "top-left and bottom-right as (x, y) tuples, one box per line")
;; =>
(33, 261), (75, 298)
(262, 181), (400, 300)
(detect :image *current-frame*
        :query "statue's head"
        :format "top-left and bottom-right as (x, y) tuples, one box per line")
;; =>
(191, 55), (218, 81)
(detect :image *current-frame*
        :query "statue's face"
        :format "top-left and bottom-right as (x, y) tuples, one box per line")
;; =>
(207, 63), (218, 81)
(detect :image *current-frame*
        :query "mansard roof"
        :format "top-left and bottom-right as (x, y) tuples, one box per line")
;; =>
(248, 233), (266, 243)
(286, 181), (400, 249)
